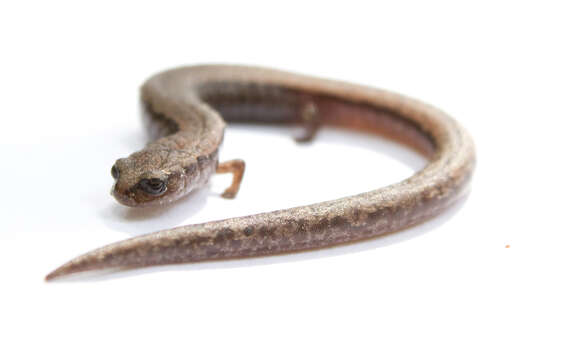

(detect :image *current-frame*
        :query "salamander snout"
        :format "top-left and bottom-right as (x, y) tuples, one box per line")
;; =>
(109, 155), (186, 207)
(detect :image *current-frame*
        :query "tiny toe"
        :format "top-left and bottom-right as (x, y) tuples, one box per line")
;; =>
(221, 190), (236, 199)
(294, 132), (316, 143)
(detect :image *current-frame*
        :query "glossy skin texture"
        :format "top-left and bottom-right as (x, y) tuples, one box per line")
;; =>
(46, 65), (476, 280)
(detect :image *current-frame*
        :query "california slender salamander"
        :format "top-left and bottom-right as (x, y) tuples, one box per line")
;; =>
(46, 65), (476, 280)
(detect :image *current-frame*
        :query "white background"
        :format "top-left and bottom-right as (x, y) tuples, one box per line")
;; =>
(1, 1), (578, 347)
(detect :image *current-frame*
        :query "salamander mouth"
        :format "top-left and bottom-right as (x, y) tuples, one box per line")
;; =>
(111, 185), (139, 207)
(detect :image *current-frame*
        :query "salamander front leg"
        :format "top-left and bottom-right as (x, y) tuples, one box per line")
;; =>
(216, 159), (246, 199)
(294, 102), (321, 143)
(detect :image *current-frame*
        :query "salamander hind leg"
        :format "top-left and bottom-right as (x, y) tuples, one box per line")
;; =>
(294, 102), (321, 143)
(216, 159), (246, 199)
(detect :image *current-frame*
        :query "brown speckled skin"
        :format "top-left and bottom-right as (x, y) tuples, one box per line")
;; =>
(46, 65), (476, 280)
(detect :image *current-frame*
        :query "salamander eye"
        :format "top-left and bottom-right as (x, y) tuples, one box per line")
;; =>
(139, 178), (167, 196)
(111, 165), (120, 180)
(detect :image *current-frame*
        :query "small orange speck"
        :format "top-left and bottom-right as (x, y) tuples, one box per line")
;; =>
(505, 245), (510, 248)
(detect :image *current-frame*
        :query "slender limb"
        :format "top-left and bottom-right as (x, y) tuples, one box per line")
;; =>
(216, 159), (246, 199)
(294, 102), (321, 143)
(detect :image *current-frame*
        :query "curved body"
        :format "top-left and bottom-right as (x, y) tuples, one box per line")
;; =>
(46, 65), (476, 280)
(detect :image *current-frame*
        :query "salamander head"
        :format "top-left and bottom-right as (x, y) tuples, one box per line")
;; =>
(110, 149), (197, 207)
